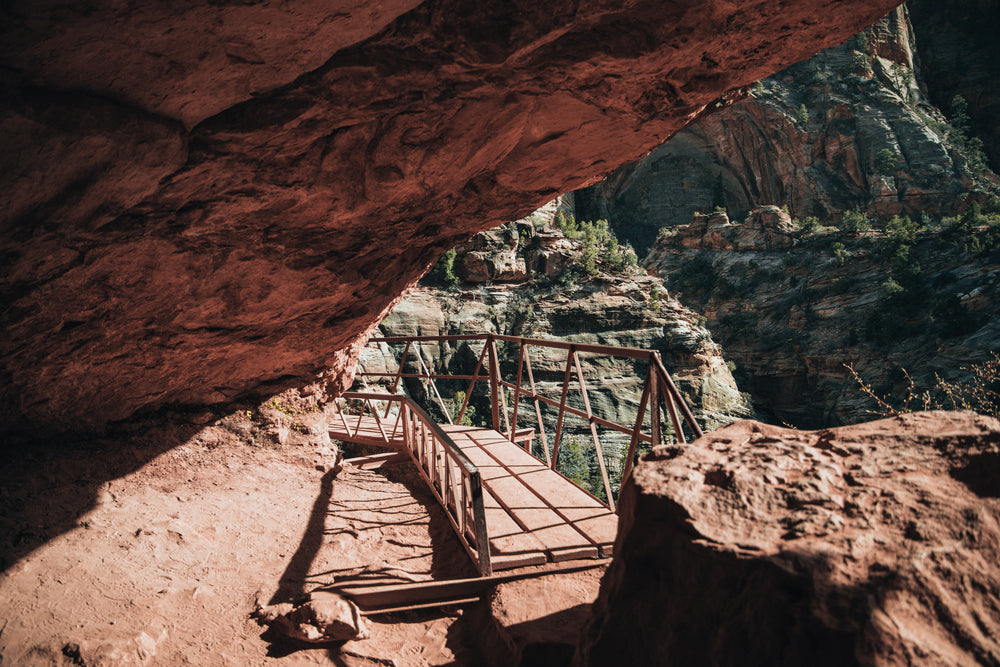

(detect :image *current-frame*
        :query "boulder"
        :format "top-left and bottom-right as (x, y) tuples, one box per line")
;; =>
(256, 591), (370, 644)
(579, 411), (1000, 666)
(736, 205), (797, 250)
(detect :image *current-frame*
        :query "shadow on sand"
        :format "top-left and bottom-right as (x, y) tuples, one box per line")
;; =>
(260, 450), (484, 662)
(0, 414), (207, 573)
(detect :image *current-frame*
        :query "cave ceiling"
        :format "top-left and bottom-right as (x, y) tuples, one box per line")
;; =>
(0, 0), (903, 432)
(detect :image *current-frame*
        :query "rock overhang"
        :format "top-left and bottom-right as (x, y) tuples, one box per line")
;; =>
(0, 0), (905, 433)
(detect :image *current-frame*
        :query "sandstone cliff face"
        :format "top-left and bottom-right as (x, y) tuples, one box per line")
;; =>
(580, 412), (1000, 666)
(909, 0), (1000, 172)
(375, 209), (750, 428)
(0, 0), (905, 433)
(645, 207), (1000, 428)
(574, 6), (997, 253)
(362, 210), (750, 498)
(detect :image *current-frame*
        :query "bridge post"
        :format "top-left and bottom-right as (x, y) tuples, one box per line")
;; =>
(487, 334), (501, 432)
(511, 342), (525, 440)
(550, 346), (575, 470)
(650, 361), (661, 447)
(621, 372), (652, 487)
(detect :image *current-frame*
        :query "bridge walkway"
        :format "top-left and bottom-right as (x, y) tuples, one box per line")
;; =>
(333, 333), (705, 577)
(329, 415), (617, 571)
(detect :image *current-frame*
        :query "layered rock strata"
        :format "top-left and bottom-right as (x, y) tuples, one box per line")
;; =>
(0, 0), (904, 433)
(579, 411), (1000, 666)
(574, 5), (997, 253)
(374, 212), (750, 431)
(644, 207), (1000, 428)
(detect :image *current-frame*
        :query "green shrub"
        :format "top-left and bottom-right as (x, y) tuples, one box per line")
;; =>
(450, 390), (478, 426)
(985, 196), (1000, 216)
(875, 148), (898, 174)
(648, 286), (662, 312)
(839, 208), (871, 235)
(797, 104), (809, 125)
(851, 51), (872, 76)
(555, 210), (580, 238)
(880, 277), (904, 298)
(884, 214), (919, 243)
(831, 241), (848, 266)
(622, 244), (639, 270)
(579, 243), (600, 278)
(891, 62), (914, 98)
(888, 243), (921, 279)
(855, 30), (870, 53)
(948, 95), (991, 175)
(428, 248), (460, 286)
(795, 216), (820, 235)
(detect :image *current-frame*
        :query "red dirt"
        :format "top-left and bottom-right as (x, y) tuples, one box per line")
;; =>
(0, 422), (605, 666)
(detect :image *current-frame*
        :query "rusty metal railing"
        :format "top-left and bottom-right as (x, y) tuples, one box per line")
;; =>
(358, 334), (704, 511)
(337, 391), (492, 576)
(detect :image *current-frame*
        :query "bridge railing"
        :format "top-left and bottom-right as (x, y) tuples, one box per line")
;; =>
(338, 391), (492, 576)
(332, 390), (405, 446)
(357, 333), (704, 511)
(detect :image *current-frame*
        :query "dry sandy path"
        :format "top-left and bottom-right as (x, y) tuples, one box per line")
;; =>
(0, 432), (480, 666)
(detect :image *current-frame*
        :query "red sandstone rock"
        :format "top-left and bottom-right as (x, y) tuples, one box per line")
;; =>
(257, 591), (370, 643)
(579, 411), (1000, 666)
(0, 0), (904, 431)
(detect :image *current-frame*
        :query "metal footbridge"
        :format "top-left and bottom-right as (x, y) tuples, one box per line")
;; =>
(331, 334), (704, 577)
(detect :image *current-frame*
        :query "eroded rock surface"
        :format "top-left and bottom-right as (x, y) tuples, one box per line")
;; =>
(643, 205), (1000, 428)
(574, 5), (998, 253)
(256, 591), (370, 644)
(579, 411), (1000, 666)
(0, 0), (903, 433)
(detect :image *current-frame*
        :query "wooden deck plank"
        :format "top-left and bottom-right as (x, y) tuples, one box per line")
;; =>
(478, 493), (549, 569)
(444, 426), (613, 562)
(442, 436), (556, 566)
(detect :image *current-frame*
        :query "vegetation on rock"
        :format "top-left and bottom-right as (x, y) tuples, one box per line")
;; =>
(848, 353), (1000, 420)
(645, 201), (1000, 427)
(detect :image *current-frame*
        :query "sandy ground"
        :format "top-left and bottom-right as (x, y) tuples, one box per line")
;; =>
(0, 411), (607, 667)
(0, 423), (491, 666)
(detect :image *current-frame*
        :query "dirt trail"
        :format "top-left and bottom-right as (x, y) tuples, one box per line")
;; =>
(0, 432), (481, 666)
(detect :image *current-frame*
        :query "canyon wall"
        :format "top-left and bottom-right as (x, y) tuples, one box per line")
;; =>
(362, 209), (750, 498)
(644, 207), (1000, 427)
(374, 208), (750, 427)
(574, 5), (998, 253)
(566, 4), (1000, 427)
(909, 0), (1000, 172)
(0, 0), (904, 434)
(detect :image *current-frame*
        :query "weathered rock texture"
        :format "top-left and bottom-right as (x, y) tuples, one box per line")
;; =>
(909, 0), (1000, 172)
(0, 0), (904, 433)
(644, 207), (1000, 428)
(256, 591), (370, 644)
(579, 411), (1000, 666)
(375, 209), (750, 431)
(574, 5), (998, 253)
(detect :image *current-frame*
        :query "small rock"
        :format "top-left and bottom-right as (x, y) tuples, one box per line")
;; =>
(190, 411), (215, 425)
(256, 591), (369, 643)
